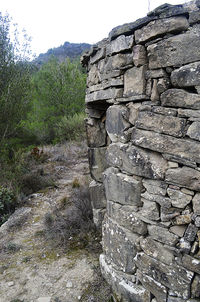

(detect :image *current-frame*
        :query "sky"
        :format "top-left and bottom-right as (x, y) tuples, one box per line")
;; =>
(1, 0), (190, 57)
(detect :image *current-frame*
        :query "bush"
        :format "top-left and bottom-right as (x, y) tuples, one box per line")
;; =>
(0, 186), (16, 225)
(55, 112), (86, 142)
(44, 185), (98, 250)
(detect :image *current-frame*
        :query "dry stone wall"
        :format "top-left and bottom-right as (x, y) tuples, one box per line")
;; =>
(81, 1), (200, 301)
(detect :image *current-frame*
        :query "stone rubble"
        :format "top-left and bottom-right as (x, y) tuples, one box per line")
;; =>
(83, 1), (200, 301)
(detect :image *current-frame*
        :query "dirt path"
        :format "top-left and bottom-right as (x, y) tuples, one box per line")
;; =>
(0, 142), (108, 302)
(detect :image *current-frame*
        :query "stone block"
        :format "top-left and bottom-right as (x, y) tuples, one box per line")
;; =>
(88, 147), (108, 182)
(89, 180), (106, 209)
(184, 224), (198, 242)
(142, 179), (167, 196)
(137, 270), (167, 302)
(107, 35), (134, 55)
(131, 128), (200, 165)
(167, 188), (192, 208)
(182, 254), (200, 274)
(166, 167), (200, 192)
(138, 198), (160, 221)
(100, 254), (151, 302)
(133, 45), (147, 67)
(175, 213), (192, 225)
(106, 142), (168, 180)
(140, 237), (174, 265)
(104, 53), (133, 72)
(93, 208), (106, 228)
(161, 89), (200, 109)
(178, 108), (200, 119)
(147, 27), (200, 69)
(123, 66), (147, 97)
(189, 10), (200, 24)
(103, 167), (142, 206)
(135, 16), (188, 44)
(102, 216), (139, 273)
(147, 225), (179, 246)
(171, 61), (200, 87)
(145, 69), (167, 79)
(193, 193), (200, 215)
(134, 252), (193, 299)
(152, 106), (177, 116)
(169, 225), (187, 237)
(126, 102), (142, 125)
(161, 206), (180, 222)
(107, 200), (147, 235)
(187, 122), (200, 141)
(135, 111), (186, 137)
(191, 274), (200, 298)
(85, 118), (106, 147)
(87, 64), (100, 86)
(106, 105), (131, 143)
(85, 87), (123, 103)
(90, 47), (106, 64)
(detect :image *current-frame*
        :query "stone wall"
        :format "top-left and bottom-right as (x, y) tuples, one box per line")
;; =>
(81, 1), (200, 301)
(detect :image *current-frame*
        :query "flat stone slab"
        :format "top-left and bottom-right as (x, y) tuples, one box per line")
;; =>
(147, 27), (200, 69)
(161, 89), (200, 110)
(171, 62), (200, 87)
(107, 142), (167, 180)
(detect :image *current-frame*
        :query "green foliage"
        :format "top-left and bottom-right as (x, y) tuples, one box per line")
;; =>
(25, 57), (86, 143)
(0, 186), (15, 225)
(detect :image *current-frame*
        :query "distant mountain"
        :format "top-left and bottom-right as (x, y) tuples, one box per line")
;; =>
(34, 41), (92, 65)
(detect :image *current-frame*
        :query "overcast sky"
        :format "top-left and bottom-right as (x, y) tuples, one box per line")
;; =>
(1, 0), (189, 56)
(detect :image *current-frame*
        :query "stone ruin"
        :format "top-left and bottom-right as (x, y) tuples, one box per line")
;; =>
(81, 1), (200, 301)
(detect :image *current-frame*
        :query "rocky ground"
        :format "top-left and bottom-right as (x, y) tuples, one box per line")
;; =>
(0, 142), (111, 302)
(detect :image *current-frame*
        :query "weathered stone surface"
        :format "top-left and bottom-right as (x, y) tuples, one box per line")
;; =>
(193, 193), (200, 215)
(88, 147), (108, 182)
(87, 76), (124, 93)
(142, 179), (167, 196)
(109, 16), (157, 41)
(89, 180), (106, 209)
(171, 62), (200, 87)
(169, 225), (187, 237)
(126, 102), (141, 125)
(175, 213), (192, 225)
(137, 270), (167, 302)
(135, 111), (186, 137)
(107, 35), (134, 55)
(133, 45), (147, 67)
(86, 88), (123, 103)
(187, 122), (200, 141)
(135, 17), (189, 44)
(134, 252), (193, 299)
(179, 238), (191, 253)
(161, 89), (200, 109)
(107, 201), (147, 235)
(167, 188), (192, 208)
(147, 225), (179, 246)
(148, 28), (200, 69)
(189, 10), (200, 24)
(139, 198), (160, 221)
(152, 106), (177, 116)
(87, 64), (100, 86)
(184, 224), (198, 242)
(106, 105), (130, 143)
(90, 47), (106, 64)
(140, 237), (174, 265)
(123, 66), (147, 97)
(103, 53), (133, 72)
(145, 69), (167, 79)
(191, 274), (200, 298)
(163, 153), (197, 169)
(85, 118), (106, 147)
(141, 191), (171, 208)
(150, 79), (159, 102)
(182, 254), (200, 274)
(147, 3), (187, 18)
(102, 216), (139, 273)
(132, 128), (200, 165)
(103, 167), (142, 206)
(106, 142), (168, 180)
(166, 167), (200, 192)
(161, 206), (180, 222)
(100, 254), (151, 302)
(178, 108), (200, 119)
(93, 208), (106, 228)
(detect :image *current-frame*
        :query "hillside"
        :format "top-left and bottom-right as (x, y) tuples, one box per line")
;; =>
(35, 41), (92, 65)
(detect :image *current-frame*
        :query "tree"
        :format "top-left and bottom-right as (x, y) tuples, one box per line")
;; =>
(0, 12), (32, 145)
(26, 57), (86, 142)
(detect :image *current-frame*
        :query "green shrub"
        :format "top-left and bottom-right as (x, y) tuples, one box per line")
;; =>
(55, 112), (86, 142)
(0, 186), (16, 225)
